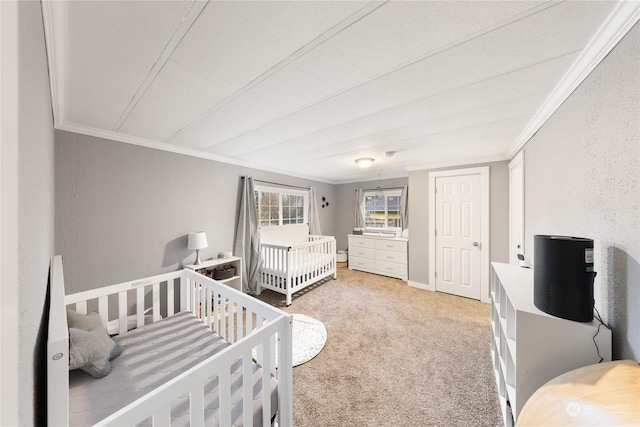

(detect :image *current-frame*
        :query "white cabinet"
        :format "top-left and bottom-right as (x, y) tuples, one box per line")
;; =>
(348, 235), (408, 280)
(185, 256), (243, 292)
(490, 262), (611, 426)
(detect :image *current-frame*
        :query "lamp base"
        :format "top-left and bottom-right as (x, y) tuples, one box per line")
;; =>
(194, 250), (202, 265)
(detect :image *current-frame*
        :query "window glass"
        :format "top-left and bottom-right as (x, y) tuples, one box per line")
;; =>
(363, 191), (402, 230)
(255, 186), (308, 227)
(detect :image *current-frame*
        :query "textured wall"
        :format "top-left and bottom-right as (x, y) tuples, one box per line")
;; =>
(333, 177), (409, 251)
(55, 131), (335, 292)
(2, 1), (56, 424)
(407, 161), (510, 286)
(523, 24), (639, 360)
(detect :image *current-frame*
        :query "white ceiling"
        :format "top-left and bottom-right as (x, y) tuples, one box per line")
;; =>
(43, 1), (638, 184)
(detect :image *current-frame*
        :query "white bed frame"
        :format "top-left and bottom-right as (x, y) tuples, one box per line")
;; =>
(258, 224), (336, 306)
(47, 255), (293, 426)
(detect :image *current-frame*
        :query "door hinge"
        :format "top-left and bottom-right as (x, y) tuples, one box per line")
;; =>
(434, 271), (437, 278)
(434, 229), (437, 236)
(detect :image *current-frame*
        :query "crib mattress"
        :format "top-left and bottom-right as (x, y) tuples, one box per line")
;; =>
(69, 311), (278, 426)
(262, 252), (334, 277)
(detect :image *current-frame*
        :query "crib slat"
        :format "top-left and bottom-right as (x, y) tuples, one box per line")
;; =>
(76, 300), (87, 315)
(98, 296), (108, 327)
(167, 278), (174, 317)
(118, 291), (127, 335)
(152, 283), (160, 321)
(219, 369), (231, 427)
(262, 337), (272, 426)
(189, 383), (205, 427)
(243, 350), (253, 427)
(136, 287), (144, 328)
(152, 406), (170, 425)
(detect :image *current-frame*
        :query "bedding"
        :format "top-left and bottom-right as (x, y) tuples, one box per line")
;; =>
(67, 310), (122, 378)
(69, 311), (277, 426)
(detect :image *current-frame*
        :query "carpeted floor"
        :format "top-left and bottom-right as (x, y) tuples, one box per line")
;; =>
(257, 267), (503, 427)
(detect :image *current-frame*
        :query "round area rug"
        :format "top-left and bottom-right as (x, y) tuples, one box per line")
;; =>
(291, 313), (327, 367)
(253, 313), (327, 367)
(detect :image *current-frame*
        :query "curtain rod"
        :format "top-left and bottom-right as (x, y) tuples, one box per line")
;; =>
(254, 179), (311, 191)
(356, 186), (405, 192)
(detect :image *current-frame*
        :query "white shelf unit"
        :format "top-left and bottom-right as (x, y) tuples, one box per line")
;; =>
(490, 262), (611, 426)
(184, 256), (242, 292)
(348, 235), (408, 280)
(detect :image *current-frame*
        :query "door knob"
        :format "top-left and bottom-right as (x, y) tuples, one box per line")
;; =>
(473, 241), (480, 247)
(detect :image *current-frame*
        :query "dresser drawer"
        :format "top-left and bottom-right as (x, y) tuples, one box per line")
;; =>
(350, 247), (375, 259)
(375, 260), (407, 276)
(349, 236), (375, 249)
(375, 249), (407, 264)
(374, 239), (407, 252)
(349, 256), (376, 270)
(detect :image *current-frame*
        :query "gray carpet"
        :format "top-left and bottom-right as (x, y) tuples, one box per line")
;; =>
(257, 267), (503, 427)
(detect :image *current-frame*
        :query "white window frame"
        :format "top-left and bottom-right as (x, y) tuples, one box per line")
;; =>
(255, 184), (309, 228)
(362, 189), (402, 232)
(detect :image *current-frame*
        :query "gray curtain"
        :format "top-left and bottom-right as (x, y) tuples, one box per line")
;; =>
(233, 177), (262, 294)
(309, 187), (322, 235)
(354, 188), (365, 229)
(400, 185), (408, 230)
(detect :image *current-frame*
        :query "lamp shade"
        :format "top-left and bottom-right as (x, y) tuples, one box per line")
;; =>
(188, 231), (208, 250)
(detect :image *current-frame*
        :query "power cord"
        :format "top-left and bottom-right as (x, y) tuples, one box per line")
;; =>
(592, 305), (610, 363)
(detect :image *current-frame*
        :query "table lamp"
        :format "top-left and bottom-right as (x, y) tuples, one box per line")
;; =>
(188, 231), (208, 265)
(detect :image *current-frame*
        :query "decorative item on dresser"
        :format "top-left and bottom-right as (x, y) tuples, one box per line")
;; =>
(185, 256), (242, 292)
(348, 234), (408, 280)
(490, 262), (612, 427)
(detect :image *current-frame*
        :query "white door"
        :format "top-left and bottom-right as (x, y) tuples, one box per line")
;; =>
(509, 152), (524, 264)
(434, 174), (481, 300)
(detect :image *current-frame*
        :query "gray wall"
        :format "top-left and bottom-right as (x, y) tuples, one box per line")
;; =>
(0, 1), (55, 424)
(407, 162), (510, 286)
(522, 24), (639, 360)
(333, 177), (409, 250)
(55, 130), (335, 292)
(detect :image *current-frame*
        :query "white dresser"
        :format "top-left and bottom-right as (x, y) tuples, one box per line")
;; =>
(348, 234), (408, 280)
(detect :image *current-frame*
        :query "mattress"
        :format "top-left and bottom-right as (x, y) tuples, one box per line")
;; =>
(69, 311), (278, 426)
(262, 252), (334, 277)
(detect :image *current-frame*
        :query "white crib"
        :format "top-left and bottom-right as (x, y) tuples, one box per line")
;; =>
(258, 224), (336, 306)
(47, 255), (293, 426)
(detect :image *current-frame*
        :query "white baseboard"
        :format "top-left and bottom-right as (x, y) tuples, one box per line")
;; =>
(408, 280), (434, 292)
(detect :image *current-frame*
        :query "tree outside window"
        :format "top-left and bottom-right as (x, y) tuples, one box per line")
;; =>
(255, 186), (308, 227)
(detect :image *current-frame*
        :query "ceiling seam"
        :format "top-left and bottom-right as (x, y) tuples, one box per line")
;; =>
(111, 0), (210, 133)
(264, 116), (534, 166)
(242, 95), (549, 163)
(166, 0), (390, 142)
(214, 49), (580, 156)
(197, 0), (564, 150)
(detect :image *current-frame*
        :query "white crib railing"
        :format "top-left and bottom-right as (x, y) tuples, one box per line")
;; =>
(259, 235), (336, 305)
(48, 256), (293, 427)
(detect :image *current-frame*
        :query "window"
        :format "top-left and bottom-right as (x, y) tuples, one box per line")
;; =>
(255, 185), (308, 227)
(363, 190), (402, 230)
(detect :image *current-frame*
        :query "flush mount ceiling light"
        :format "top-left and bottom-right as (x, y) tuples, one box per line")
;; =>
(355, 158), (375, 168)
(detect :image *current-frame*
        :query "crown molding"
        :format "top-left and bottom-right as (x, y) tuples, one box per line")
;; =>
(55, 122), (337, 185)
(506, 0), (640, 159)
(41, 0), (67, 128)
(405, 154), (508, 173)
